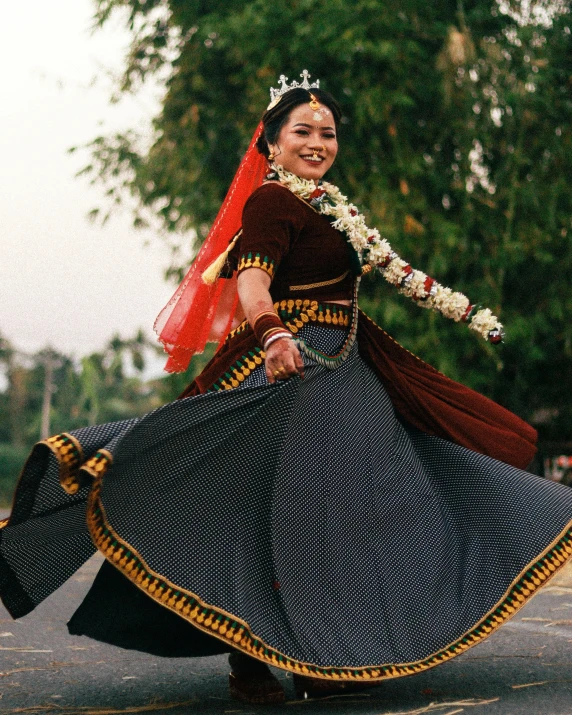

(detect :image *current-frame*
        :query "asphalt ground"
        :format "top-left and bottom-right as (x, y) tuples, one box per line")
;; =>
(1, 531), (571, 714)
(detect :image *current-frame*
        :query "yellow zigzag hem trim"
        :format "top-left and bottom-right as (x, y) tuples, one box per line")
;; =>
(43, 433), (84, 495)
(0, 432), (84, 527)
(86, 470), (572, 681)
(41, 432), (112, 496)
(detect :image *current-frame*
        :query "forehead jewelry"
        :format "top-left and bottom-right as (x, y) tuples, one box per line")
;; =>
(310, 96), (324, 122)
(309, 95), (332, 123)
(268, 69), (320, 109)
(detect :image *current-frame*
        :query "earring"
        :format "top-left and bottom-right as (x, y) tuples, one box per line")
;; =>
(268, 150), (275, 161)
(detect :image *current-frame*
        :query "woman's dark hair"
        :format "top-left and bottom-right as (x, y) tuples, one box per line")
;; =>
(255, 87), (342, 158)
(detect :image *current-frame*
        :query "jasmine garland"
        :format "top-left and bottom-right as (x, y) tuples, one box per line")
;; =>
(271, 163), (504, 344)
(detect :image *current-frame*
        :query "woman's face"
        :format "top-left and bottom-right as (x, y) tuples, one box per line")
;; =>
(268, 102), (338, 182)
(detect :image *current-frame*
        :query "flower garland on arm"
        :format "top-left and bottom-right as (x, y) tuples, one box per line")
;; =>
(270, 164), (504, 344)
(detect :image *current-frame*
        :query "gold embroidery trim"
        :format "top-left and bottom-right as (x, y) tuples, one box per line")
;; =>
(222, 300), (350, 348)
(39, 432), (113, 495)
(213, 302), (350, 392)
(289, 270), (350, 292)
(237, 253), (275, 278)
(81, 449), (113, 480)
(43, 433), (84, 495)
(86, 473), (572, 681)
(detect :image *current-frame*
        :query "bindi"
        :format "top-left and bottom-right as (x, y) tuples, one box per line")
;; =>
(313, 107), (331, 122)
(308, 93), (332, 122)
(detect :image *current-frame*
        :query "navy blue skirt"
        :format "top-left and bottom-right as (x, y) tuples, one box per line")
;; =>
(1, 325), (571, 682)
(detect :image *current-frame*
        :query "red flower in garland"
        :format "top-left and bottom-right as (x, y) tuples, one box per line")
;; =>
(413, 276), (437, 301)
(461, 305), (474, 322)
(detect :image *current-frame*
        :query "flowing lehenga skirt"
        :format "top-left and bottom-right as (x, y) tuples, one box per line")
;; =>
(1, 324), (572, 682)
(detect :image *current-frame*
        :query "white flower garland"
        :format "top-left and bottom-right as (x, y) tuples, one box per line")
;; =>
(271, 164), (504, 343)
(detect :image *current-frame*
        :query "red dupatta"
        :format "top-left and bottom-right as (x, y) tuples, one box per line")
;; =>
(154, 122), (268, 373)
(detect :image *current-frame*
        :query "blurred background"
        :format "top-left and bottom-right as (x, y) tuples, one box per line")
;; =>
(1, 0), (571, 500)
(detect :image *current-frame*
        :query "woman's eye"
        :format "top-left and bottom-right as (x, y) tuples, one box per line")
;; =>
(323, 134), (336, 139)
(295, 130), (309, 136)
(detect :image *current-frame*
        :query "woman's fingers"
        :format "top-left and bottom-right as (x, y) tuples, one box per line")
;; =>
(293, 348), (305, 380)
(265, 339), (304, 381)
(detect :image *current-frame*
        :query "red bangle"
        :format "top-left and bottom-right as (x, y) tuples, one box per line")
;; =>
(251, 312), (291, 347)
(252, 310), (279, 329)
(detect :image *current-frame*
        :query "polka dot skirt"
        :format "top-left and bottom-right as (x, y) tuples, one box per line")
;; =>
(2, 325), (572, 676)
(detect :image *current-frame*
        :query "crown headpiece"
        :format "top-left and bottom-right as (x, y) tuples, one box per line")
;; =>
(268, 70), (320, 109)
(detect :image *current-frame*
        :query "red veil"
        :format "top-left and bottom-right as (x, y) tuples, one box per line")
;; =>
(154, 122), (268, 372)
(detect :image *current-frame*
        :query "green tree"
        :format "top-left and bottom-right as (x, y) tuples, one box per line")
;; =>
(79, 0), (572, 440)
(0, 330), (172, 502)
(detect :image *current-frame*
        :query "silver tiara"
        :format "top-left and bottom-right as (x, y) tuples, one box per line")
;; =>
(268, 70), (320, 109)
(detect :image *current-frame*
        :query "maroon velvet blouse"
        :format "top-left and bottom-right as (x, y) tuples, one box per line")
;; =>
(228, 183), (354, 301)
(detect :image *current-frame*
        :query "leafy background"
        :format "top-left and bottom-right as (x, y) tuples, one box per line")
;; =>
(1, 0), (571, 499)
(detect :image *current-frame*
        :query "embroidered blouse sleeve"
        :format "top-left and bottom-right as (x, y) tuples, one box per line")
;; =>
(236, 184), (303, 280)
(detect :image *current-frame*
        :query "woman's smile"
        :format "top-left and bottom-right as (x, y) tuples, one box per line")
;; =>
(268, 104), (338, 182)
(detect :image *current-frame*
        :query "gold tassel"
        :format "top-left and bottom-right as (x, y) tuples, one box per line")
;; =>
(201, 230), (242, 285)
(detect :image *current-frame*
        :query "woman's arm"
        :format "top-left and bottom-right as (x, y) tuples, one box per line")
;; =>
(237, 269), (304, 383)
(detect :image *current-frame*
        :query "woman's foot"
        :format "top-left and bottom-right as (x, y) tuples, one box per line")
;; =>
(293, 673), (379, 699)
(228, 651), (285, 705)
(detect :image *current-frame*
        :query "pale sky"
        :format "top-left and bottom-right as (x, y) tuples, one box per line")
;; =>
(0, 0), (179, 364)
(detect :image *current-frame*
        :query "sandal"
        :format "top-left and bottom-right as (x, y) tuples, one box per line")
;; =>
(228, 651), (285, 705)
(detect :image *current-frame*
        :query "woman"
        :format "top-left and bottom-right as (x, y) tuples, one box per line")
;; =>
(1, 74), (572, 707)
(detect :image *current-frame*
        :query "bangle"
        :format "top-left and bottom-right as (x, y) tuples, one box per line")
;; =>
(252, 310), (279, 330)
(261, 326), (287, 343)
(252, 311), (290, 347)
(263, 332), (293, 351)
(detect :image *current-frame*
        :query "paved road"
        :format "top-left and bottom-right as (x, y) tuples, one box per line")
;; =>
(1, 553), (572, 714)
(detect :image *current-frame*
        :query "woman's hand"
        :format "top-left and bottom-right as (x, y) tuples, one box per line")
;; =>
(265, 337), (305, 384)
(237, 268), (304, 383)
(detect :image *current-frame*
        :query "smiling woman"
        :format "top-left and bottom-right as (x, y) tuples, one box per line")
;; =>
(257, 89), (339, 181)
(1, 71), (572, 708)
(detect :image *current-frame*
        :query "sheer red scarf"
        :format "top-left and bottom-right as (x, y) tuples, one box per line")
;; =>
(154, 122), (268, 372)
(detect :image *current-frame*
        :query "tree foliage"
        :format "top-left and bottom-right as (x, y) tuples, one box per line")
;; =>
(0, 328), (216, 503)
(79, 0), (572, 439)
